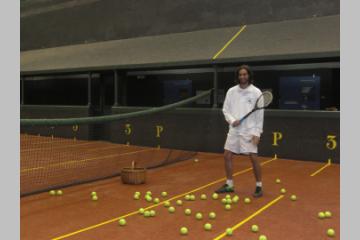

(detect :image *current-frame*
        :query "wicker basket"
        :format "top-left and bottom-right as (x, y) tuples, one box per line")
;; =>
(121, 161), (146, 185)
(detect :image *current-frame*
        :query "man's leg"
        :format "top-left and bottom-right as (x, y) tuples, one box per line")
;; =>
(215, 150), (235, 193)
(249, 153), (263, 197)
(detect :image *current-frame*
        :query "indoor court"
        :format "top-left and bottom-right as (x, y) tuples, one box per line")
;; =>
(20, 1), (340, 239)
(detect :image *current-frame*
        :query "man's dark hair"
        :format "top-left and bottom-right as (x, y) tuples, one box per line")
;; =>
(235, 65), (254, 84)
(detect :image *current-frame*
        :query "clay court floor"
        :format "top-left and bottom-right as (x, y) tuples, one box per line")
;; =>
(21, 147), (339, 240)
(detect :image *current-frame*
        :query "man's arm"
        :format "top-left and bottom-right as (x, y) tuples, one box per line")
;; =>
(222, 90), (239, 126)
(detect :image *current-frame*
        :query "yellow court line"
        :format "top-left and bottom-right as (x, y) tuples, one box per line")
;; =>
(213, 195), (284, 240)
(21, 149), (152, 173)
(51, 156), (277, 240)
(212, 25), (247, 60)
(310, 158), (332, 177)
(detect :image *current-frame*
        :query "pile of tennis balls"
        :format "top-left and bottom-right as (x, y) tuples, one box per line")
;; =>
(91, 191), (98, 201)
(249, 224), (268, 240)
(184, 194), (196, 201)
(49, 189), (63, 196)
(317, 210), (335, 237)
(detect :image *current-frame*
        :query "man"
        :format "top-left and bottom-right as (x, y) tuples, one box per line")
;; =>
(215, 65), (264, 198)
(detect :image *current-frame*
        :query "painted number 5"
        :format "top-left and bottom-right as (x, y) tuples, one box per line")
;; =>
(326, 135), (337, 150)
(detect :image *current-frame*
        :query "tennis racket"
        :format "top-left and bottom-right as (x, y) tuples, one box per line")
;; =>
(239, 91), (273, 124)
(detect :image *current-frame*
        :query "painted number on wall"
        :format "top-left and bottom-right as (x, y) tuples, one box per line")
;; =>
(156, 125), (164, 138)
(124, 123), (132, 135)
(326, 135), (337, 150)
(272, 132), (283, 146)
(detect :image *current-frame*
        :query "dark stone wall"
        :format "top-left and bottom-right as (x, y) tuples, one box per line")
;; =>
(20, 105), (340, 163)
(21, 0), (339, 50)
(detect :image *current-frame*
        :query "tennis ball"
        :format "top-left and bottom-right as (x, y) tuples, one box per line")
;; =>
(325, 211), (332, 218)
(251, 224), (259, 232)
(244, 198), (251, 204)
(195, 213), (203, 220)
(184, 195), (191, 201)
(318, 212), (326, 219)
(149, 210), (156, 217)
(134, 191), (140, 195)
(138, 208), (145, 214)
(164, 201), (171, 208)
(185, 209), (192, 215)
(327, 228), (335, 237)
(190, 195), (196, 201)
(145, 195), (152, 202)
(259, 235), (267, 240)
(221, 198), (227, 204)
(168, 206), (175, 213)
(290, 195), (297, 201)
(176, 200), (183, 206)
(161, 191), (168, 197)
(226, 194), (231, 199)
(180, 227), (188, 235)
(232, 196), (239, 203)
(200, 194), (207, 200)
(275, 178), (281, 184)
(204, 223), (212, 231)
(144, 211), (151, 217)
(49, 190), (56, 196)
(134, 194), (140, 200)
(194, 158), (199, 162)
(280, 188), (286, 194)
(226, 199), (232, 204)
(226, 228), (233, 236)
(212, 193), (219, 200)
(91, 191), (97, 196)
(56, 190), (63, 196)
(118, 218), (126, 226)
(92, 195), (98, 201)
(225, 204), (231, 210)
(209, 212), (216, 219)
(153, 198), (160, 204)
(146, 191), (152, 196)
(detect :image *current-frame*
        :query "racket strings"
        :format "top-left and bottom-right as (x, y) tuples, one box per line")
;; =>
(256, 92), (273, 108)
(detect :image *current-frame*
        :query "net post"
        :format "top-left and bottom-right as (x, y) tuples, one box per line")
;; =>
(113, 70), (119, 106)
(212, 65), (219, 108)
(87, 72), (92, 107)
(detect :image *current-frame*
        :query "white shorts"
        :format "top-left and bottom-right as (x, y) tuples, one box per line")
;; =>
(224, 134), (258, 155)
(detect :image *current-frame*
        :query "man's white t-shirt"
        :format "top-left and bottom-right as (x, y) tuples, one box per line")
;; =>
(222, 84), (264, 137)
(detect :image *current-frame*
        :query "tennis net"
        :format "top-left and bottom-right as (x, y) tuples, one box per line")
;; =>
(20, 90), (211, 196)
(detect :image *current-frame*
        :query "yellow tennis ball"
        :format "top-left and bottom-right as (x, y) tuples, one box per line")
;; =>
(195, 213), (203, 220)
(327, 228), (335, 237)
(168, 206), (175, 213)
(118, 218), (126, 226)
(149, 210), (156, 217)
(225, 204), (231, 210)
(259, 235), (267, 240)
(134, 194), (140, 200)
(275, 178), (281, 184)
(226, 198), (232, 204)
(92, 195), (98, 201)
(221, 198), (227, 204)
(325, 211), (332, 218)
(280, 188), (286, 194)
(161, 192), (168, 197)
(153, 198), (160, 204)
(226, 194), (231, 199)
(146, 191), (152, 196)
(91, 191), (97, 197)
(204, 223), (212, 231)
(200, 194), (207, 200)
(290, 195), (297, 201)
(209, 212), (216, 219)
(176, 200), (183, 206)
(251, 224), (259, 232)
(138, 208), (145, 214)
(180, 227), (188, 235)
(190, 195), (196, 201)
(184, 195), (191, 201)
(56, 190), (63, 196)
(318, 212), (326, 219)
(185, 209), (191, 215)
(144, 211), (151, 217)
(212, 193), (219, 200)
(49, 190), (56, 196)
(226, 228), (233, 236)
(164, 201), (171, 208)
(244, 198), (251, 204)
